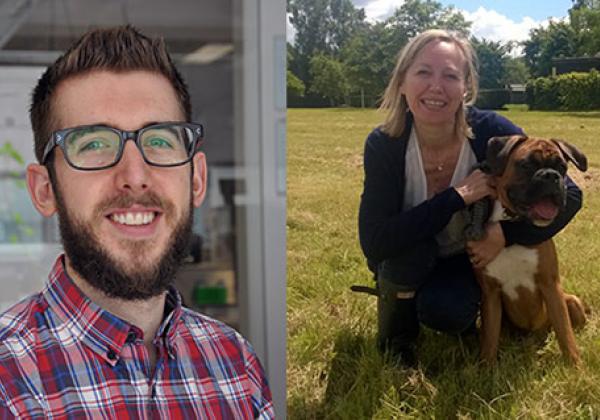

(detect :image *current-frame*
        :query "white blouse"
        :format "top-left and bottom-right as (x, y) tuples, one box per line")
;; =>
(403, 127), (477, 257)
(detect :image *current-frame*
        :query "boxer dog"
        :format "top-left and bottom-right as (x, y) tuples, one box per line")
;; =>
(475, 135), (588, 365)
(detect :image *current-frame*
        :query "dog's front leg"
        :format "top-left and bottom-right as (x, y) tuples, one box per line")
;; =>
(539, 280), (581, 365)
(479, 277), (503, 365)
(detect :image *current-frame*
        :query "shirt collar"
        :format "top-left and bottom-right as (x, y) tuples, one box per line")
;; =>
(42, 255), (183, 365)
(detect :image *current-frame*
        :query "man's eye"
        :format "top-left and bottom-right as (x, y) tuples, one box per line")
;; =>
(146, 137), (174, 149)
(79, 139), (109, 152)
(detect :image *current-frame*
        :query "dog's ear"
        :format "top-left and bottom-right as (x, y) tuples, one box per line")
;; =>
(486, 135), (527, 175)
(551, 138), (588, 172)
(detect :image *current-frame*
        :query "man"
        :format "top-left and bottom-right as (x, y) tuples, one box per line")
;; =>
(0, 26), (274, 418)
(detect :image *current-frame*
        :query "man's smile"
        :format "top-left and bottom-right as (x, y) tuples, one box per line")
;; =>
(110, 211), (157, 226)
(104, 205), (165, 237)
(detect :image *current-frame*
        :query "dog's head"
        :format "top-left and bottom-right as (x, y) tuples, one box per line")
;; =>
(486, 135), (587, 227)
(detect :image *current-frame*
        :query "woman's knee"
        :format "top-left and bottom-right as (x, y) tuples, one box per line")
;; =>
(416, 283), (480, 334)
(377, 240), (438, 291)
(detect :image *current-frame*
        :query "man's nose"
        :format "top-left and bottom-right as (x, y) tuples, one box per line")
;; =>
(112, 141), (151, 192)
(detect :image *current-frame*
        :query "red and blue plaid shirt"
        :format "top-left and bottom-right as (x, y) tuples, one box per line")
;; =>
(0, 256), (274, 419)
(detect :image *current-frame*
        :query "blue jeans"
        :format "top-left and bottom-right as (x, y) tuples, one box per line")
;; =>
(378, 248), (480, 335)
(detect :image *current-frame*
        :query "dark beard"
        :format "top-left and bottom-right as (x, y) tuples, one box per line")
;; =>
(54, 187), (192, 301)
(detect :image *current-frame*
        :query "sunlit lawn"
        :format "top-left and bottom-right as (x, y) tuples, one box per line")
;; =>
(287, 106), (600, 418)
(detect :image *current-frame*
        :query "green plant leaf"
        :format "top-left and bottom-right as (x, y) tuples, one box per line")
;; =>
(0, 142), (25, 165)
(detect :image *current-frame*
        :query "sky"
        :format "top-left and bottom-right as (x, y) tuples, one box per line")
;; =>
(352, 0), (574, 44)
(287, 1), (574, 47)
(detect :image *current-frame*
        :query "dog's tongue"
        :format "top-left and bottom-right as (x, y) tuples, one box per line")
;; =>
(529, 199), (559, 220)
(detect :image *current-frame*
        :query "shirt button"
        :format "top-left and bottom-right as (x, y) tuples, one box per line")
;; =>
(106, 349), (117, 361)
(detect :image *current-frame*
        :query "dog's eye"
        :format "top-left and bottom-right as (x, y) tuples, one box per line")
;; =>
(518, 160), (537, 172)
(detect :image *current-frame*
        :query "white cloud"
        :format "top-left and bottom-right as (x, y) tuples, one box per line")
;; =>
(293, 2), (558, 56)
(360, 2), (552, 56)
(287, 13), (296, 44)
(362, 0), (403, 22)
(462, 7), (541, 44)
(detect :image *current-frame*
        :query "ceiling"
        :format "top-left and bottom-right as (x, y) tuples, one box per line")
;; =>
(0, 0), (233, 54)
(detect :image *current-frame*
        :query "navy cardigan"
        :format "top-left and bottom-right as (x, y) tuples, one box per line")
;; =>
(358, 107), (583, 266)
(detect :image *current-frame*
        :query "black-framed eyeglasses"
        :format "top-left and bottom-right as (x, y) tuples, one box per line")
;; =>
(42, 122), (204, 170)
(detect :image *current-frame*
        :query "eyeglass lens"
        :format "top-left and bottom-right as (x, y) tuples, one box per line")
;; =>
(64, 126), (193, 169)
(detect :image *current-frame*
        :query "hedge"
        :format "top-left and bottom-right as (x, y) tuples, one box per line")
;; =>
(475, 89), (511, 109)
(526, 70), (600, 110)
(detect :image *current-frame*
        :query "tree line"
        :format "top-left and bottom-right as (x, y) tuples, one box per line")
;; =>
(287, 0), (600, 107)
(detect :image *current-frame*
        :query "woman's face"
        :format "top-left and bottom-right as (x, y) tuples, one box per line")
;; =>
(400, 40), (467, 129)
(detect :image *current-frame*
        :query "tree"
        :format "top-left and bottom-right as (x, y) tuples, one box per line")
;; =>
(385, 0), (471, 48)
(504, 57), (530, 85)
(309, 54), (349, 106)
(287, 70), (306, 99)
(570, 0), (600, 10)
(327, 0), (367, 53)
(287, 0), (366, 84)
(338, 0), (472, 106)
(523, 21), (578, 77)
(340, 22), (394, 106)
(569, 5), (600, 56)
(472, 38), (510, 88)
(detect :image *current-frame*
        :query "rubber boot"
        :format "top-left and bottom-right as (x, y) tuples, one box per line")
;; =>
(377, 276), (419, 368)
(375, 240), (438, 368)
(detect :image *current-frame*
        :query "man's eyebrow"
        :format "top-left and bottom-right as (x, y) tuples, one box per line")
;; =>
(91, 121), (164, 130)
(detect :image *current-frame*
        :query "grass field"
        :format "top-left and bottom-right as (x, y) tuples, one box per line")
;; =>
(287, 107), (600, 419)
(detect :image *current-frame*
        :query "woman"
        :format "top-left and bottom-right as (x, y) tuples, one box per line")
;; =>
(358, 29), (582, 366)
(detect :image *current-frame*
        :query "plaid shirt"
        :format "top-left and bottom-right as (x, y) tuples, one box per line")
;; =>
(0, 256), (274, 419)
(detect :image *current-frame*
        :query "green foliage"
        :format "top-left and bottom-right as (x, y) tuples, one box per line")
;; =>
(570, 6), (600, 56)
(526, 77), (560, 110)
(520, 2), (600, 80)
(523, 21), (578, 78)
(570, 0), (599, 9)
(340, 22), (392, 101)
(475, 89), (511, 109)
(308, 54), (349, 106)
(558, 70), (600, 110)
(0, 142), (25, 166)
(385, 0), (471, 42)
(0, 141), (32, 243)
(526, 70), (600, 110)
(287, 0), (366, 83)
(287, 70), (306, 99)
(288, 0), (473, 105)
(504, 56), (531, 85)
(472, 38), (510, 88)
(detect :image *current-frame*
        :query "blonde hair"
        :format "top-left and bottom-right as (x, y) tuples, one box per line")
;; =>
(379, 29), (479, 138)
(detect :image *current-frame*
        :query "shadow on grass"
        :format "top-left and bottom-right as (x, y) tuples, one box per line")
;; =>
(420, 327), (544, 417)
(303, 326), (550, 418)
(287, 330), (381, 419)
(562, 112), (600, 119)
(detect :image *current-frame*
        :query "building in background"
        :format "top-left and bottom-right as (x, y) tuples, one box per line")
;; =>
(0, 0), (286, 414)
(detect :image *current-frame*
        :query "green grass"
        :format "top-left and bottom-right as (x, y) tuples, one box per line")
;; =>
(287, 107), (600, 419)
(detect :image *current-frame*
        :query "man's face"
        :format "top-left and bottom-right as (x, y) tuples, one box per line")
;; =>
(34, 70), (206, 300)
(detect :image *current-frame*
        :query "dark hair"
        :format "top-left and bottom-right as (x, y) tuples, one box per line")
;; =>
(30, 25), (191, 164)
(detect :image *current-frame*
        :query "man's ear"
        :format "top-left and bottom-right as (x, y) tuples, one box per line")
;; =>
(26, 163), (57, 217)
(191, 152), (207, 208)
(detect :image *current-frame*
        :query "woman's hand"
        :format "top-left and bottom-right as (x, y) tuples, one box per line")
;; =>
(466, 222), (505, 270)
(454, 169), (496, 205)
